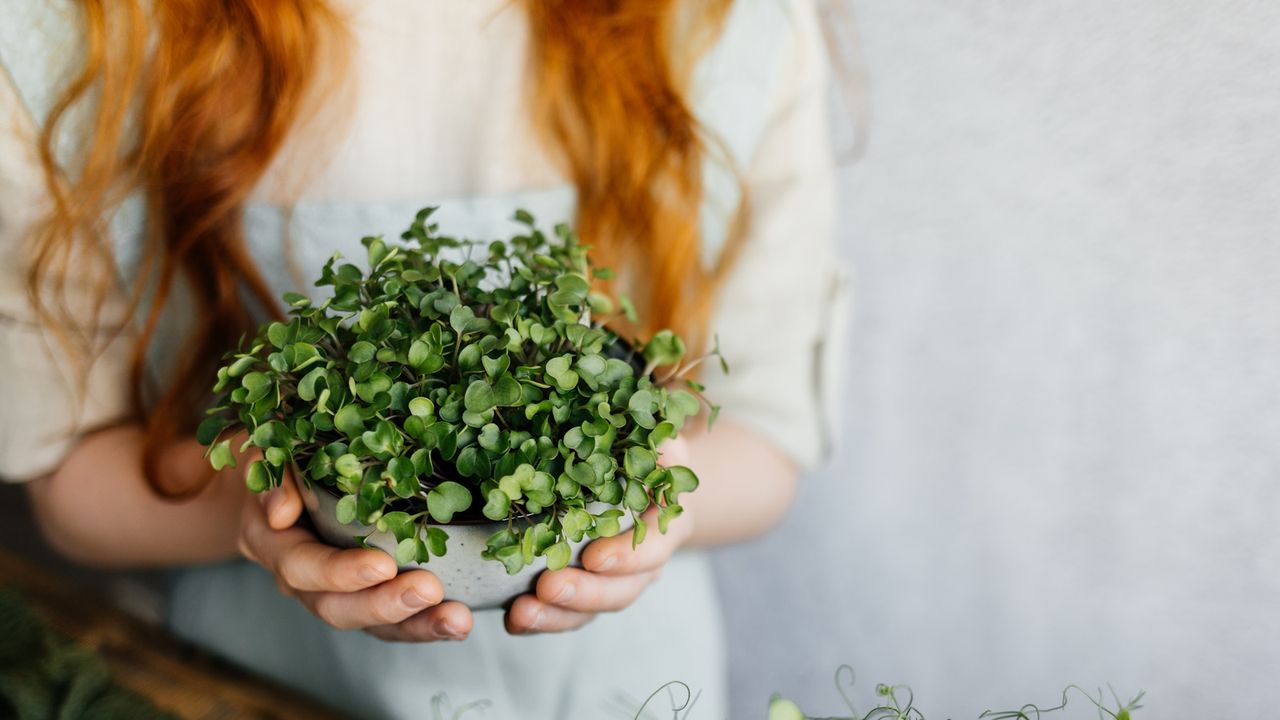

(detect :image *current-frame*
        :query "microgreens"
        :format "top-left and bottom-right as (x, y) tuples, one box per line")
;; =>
(200, 208), (724, 574)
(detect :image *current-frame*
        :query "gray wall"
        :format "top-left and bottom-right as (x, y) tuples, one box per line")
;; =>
(713, 2), (1280, 718)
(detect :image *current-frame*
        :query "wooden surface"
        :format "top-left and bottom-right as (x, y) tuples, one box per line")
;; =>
(0, 550), (351, 720)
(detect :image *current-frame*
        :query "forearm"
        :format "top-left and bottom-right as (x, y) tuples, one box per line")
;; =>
(678, 417), (800, 548)
(25, 424), (245, 569)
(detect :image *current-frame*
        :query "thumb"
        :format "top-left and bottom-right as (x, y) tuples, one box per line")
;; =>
(658, 435), (694, 468)
(261, 467), (304, 530)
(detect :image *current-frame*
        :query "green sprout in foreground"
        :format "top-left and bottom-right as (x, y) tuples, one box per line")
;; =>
(766, 666), (1144, 720)
(624, 666), (1144, 720)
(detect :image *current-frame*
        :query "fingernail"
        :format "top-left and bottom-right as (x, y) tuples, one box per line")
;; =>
(360, 566), (387, 583)
(436, 618), (464, 639)
(402, 589), (429, 609)
(529, 610), (544, 631)
(594, 554), (617, 572)
(554, 583), (575, 604)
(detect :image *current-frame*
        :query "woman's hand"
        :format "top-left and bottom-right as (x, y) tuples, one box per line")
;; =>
(504, 438), (696, 635)
(238, 469), (474, 642)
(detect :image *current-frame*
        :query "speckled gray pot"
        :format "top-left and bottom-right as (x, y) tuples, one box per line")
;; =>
(300, 483), (608, 610)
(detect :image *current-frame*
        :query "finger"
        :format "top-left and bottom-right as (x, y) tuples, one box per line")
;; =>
(580, 513), (685, 576)
(301, 570), (444, 630)
(656, 436), (693, 467)
(534, 567), (658, 613)
(245, 516), (397, 593)
(261, 468), (303, 530)
(505, 594), (596, 635)
(366, 601), (474, 642)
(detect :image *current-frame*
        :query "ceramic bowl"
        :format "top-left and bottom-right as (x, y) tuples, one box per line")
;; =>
(300, 483), (607, 610)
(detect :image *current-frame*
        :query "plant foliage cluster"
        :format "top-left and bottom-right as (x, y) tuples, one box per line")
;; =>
(201, 209), (722, 574)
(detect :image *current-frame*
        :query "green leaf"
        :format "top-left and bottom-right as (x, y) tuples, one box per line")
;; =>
(628, 389), (656, 429)
(587, 292), (613, 316)
(642, 329), (686, 366)
(641, 467), (669, 489)
(264, 447), (288, 468)
(251, 420), (288, 449)
(554, 273), (590, 298)
(354, 372), (392, 403)
(457, 343), (481, 370)
(395, 538), (418, 565)
(209, 440), (235, 471)
(196, 416), (230, 446)
(266, 322), (290, 349)
(545, 355), (572, 380)
(464, 380), (495, 413)
(297, 367), (326, 402)
(290, 342), (322, 372)
(495, 544), (525, 575)
(384, 456), (418, 498)
(425, 527), (449, 557)
(667, 465), (699, 499)
(377, 511), (416, 542)
(665, 389), (701, 428)
(619, 295), (637, 323)
(348, 341), (376, 364)
(244, 460), (271, 492)
(241, 372), (273, 404)
(648, 420), (677, 448)
(226, 355), (256, 378)
(657, 503), (682, 533)
(624, 479), (650, 513)
(357, 480), (386, 525)
(408, 396), (435, 418)
(624, 446), (657, 479)
(426, 481), (473, 524)
(478, 423), (502, 452)
(481, 353), (510, 378)
(455, 446), (481, 477)
(545, 541), (571, 571)
(493, 374), (521, 406)
(528, 323), (552, 346)
(334, 405), (365, 437)
(594, 510), (623, 538)
(600, 358), (633, 387)
(408, 340), (444, 373)
(294, 417), (314, 442)
(449, 305), (479, 334)
(562, 508), (592, 542)
(335, 453), (362, 478)
(767, 696), (806, 720)
(482, 488), (511, 521)
(576, 354), (606, 379)
(631, 516), (647, 548)
(335, 494), (358, 525)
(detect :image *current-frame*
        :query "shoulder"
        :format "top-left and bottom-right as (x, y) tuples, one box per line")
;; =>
(691, 0), (829, 165)
(0, 1), (85, 128)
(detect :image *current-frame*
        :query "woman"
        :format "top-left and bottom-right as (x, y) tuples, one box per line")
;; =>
(0, 0), (842, 716)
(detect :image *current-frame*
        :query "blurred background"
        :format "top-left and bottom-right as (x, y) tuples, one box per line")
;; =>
(713, 1), (1280, 717)
(4, 1), (1278, 718)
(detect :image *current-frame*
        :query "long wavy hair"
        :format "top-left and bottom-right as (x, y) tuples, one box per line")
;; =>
(28, 0), (748, 497)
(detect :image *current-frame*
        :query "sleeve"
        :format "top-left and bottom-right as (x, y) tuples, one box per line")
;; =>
(699, 0), (852, 470)
(0, 63), (134, 483)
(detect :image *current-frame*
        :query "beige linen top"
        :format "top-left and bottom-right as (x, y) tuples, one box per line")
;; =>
(0, 0), (847, 483)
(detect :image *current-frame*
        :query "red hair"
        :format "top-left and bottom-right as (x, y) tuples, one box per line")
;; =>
(31, 0), (739, 496)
